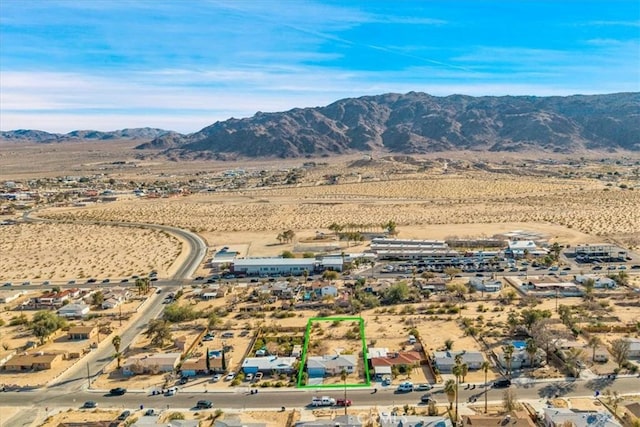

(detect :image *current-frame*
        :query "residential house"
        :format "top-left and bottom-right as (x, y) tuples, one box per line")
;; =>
(295, 415), (362, 427)
(524, 279), (582, 297)
(469, 278), (503, 293)
(370, 351), (422, 378)
(433, 350), (485, 372)
(462, 412), (535, 427)
(0, 289), (27, 304)
(506, 240), (547, 258)
(181, 350), (228, 376)
(58, 303), (90, 319)
(574, 275), (616, 289)
(122, 352), (181, 376)
(241, 356), (297, 375)
(367, 347), (389, 359)
(3, 352), (64, 371)
(418, 279), (448, 293)
(496, 346), (544, 370)
(101, 287), (130, 309)
(380, 415), (452, 427)
(30, 288), (80, 308)
(543, 408), (620, 427)
(624, 338), (640, 358)
(307, 354), (357, 378)
(320, 285), (338, 298)
(132, 419), (199, 427)
(623, 402), (640, 424)
(67, 325), (97, 340)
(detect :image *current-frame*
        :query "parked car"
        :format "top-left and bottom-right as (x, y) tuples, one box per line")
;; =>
(381, 377), (391, 386)
(397, 381), (414, 392)
(420, 394), (435, 404)
(178, 376), (189, 385)
(165, 386), (178, 396)
(117, 410), (131, 421)
(336, 398), (352, 407)
(493, 378), (511, 388)
(109, 387), (127, 396)
(254, 372), (263, 382)
(245, 373), (254, 381)
(415, 383), (432, 391)
(83, 401), (97, 408)
(225, 372), (236, 381)
(196, 400), (213, 409)
(102, 278), (110, 283)
(144, 409), (156, 416)
(212, 374), (222, 382)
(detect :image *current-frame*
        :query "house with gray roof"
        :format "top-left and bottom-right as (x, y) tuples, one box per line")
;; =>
(307, 354), (357, 378)
(241, 356), (297, 375)
(433, 350), (485, 371)
(380, 414), (452, 427)
(543, 408), (620, 427)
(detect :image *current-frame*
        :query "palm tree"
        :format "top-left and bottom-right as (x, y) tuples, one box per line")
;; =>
(444, 379), (456, 410)
(112, 335), (122, 368)
(588, 336), (602, 362)
(452, 355), (463, 421)
(481, 361), (490, 414)
(461, 363), (469, 383)
(503, 344), (515, 378)
(525, 338), (538, 371)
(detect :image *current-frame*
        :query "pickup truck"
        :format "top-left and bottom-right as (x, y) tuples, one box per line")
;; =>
(311, 396), (336, 406)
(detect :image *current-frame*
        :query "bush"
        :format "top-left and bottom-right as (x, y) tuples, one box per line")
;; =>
(167, 412), (185, 421)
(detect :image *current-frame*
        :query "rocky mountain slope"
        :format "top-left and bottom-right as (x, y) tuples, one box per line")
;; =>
(0, 127), (168, 142)
(137, 92), (640, 158)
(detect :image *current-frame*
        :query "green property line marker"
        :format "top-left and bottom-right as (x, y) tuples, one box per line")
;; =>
(296, 316), (370, 388)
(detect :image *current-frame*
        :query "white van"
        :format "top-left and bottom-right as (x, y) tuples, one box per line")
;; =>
(165, 386), (178, 396)
(397, 381), (414, 392)
(408, 335), (417, 344)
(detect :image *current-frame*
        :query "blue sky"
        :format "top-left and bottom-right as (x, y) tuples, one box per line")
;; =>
(1, 0), (639, 133)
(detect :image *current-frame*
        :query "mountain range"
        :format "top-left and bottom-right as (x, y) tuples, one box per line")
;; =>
(0, 127), (168, 142)
(3, 92), (639, 158)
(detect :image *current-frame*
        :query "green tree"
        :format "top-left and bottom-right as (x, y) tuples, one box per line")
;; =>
(452, 355), (463, 421)
(91, 291), (104, 307)
(583, 278), (595, 301)
(444, 267), (462, 281)
(340, 369), (348, 416)
(112, 335), (122, 368)
(444, 338), (454, 350)
(382, 220), (398, 236)
(144, 319), (172, 348)
(550, 242), (562, 261)
(281, 250), (295, 258)
(328, 223), (343, 239)
(520, 309), (552, 331)
(382, 282), (409, 304)
(208, 313), (221, 330)
(322, 270), (339, 280)
(31, 310), (67, 345)
(135, 277), (150, 295)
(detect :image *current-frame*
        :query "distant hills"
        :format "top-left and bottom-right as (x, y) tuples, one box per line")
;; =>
(3, 92), (639, 157)
(0, 127), (169, 142)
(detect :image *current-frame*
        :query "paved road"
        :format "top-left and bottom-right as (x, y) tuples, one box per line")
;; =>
(21, 211), (207, 392)
(2, 376), (639, 411)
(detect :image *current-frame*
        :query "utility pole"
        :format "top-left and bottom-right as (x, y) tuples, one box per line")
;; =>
(119, 304), (122, 326)
(86, 362), (91, 389)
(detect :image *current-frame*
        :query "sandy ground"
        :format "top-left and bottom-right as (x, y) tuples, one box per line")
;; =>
(0, 222), (184, 282)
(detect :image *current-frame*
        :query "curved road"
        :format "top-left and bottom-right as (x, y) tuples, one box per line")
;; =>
(20, 211), (207, 391)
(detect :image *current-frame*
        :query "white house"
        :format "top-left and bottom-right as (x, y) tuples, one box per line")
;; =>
(469, 278), (503, 292)
(241, 356), (297, 375)
(123, 352), (182, 376)
(380, 414), (452, 427)
(57, 303), (90, 318)
(506, 240), (547, 258)
(624, 338), (640, 358)
(574, 275), (616, 289)
(543, 408), (620, 427)
(320, 285), (338, 297)
(433, 350), (485, 372)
